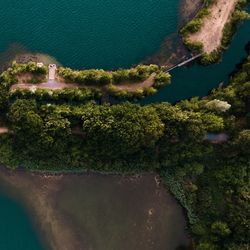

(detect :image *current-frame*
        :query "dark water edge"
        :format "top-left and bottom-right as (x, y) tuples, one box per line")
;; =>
(0, 174), (46, 250)
(143, 0), (203, 67)
(0, 196), (45, 250)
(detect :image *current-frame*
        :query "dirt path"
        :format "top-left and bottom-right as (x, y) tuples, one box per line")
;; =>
(0, 127), (8, 134)
(188, 0), (238, 53)
(10, 74), (156, 93)
(112, 73), (156, 92)
(10, 80), (78, 91)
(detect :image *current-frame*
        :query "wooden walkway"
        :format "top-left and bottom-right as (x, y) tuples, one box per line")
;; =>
(165, 53), (203, 72)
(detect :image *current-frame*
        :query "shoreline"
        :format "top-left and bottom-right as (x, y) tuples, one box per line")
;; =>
(0, 166), (82, 250)
(179, 0), (204, 26)
(0, 1), (204, 72)
(143, 0), (203, 67)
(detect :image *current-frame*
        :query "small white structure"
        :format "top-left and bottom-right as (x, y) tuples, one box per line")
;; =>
(30, 86), (37, 93)
(48, 64), (57, 80)
(37, 62), (44, 68)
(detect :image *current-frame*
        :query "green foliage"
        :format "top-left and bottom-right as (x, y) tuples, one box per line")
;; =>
(196, 242), (217, 250)
(227, 243), (250, 250)
(159, 54), (250, 249)
(80, 103), (164, 158)
(222, 9), (250, 49)
(58, 64), (164, 86)
(162, 172), (198, 224)
(211, 221), (231, 237)
(153, 71), (171, 88)
(0, 135), (19, 169)
(10, 87), (101, 104)
(0, 61), (47, 86)
(181, 8), (209, 35)
(106, 69), (170, 100)
(200, 50), (222, 65)
(201, 113), (224, 132)
(58, 67), (113, 86)
(184, 39), (204, 53)
(181, 19), (203, 34)
(10, 61), (47, 75)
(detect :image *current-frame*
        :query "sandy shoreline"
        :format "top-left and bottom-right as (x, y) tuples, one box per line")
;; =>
(188, 0), (238, 53)
(0, 168), (84, 250)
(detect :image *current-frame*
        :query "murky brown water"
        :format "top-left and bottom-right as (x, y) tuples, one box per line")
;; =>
(0, 168), (189, 250)
(56, 173), (189, 250)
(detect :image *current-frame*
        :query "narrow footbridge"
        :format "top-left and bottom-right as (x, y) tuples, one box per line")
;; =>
(165, 53), (203, 73)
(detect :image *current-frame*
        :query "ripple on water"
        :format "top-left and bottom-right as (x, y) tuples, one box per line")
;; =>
(0, 0), (180, 69)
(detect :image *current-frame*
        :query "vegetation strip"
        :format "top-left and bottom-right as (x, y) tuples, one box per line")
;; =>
(2, 62), (170, 102)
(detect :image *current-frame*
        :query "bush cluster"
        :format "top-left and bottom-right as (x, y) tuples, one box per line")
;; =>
(58, 64), (166, 86)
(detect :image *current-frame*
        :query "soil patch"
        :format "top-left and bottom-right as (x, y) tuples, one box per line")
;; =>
(188, 0), (238, 53)
(113, 73), (156, 92)
(0, 127), (8, 134)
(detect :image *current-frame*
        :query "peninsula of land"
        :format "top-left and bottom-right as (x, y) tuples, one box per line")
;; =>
(188, 0), (238, 53)
(182, 0), (250, 63)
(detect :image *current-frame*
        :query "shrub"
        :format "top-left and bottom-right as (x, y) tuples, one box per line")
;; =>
(154, 71), (171, 88)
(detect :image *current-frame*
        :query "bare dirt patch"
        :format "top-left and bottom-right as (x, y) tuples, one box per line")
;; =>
(11, 74), (157, 94)
(10, 81), (78, 92)
(188, 0), (238, 53)
(113, 73), (156, 92)
(0, 127), (9, 134)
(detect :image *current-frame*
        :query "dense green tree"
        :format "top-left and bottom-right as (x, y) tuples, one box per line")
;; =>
(196, 242), (217, 250)
(81, 103), (164, 158)
(211, 221), (231, 237)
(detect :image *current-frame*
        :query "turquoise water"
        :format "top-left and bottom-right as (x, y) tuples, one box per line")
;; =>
(0, 193), (44, 250)
(0, 0), (179, 69)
